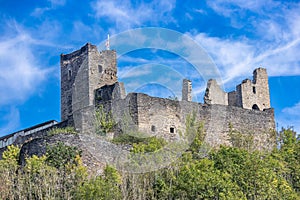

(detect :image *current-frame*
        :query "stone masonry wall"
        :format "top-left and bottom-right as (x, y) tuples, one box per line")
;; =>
(61, 44), (89, 121)
(61, 43), (117, 122)
(236, 68), (270, 110)
(204, 79), (228, 105)
(112, 93), (276, 150)
(88, 48), (117, 106)
(182, 79), (192, 101)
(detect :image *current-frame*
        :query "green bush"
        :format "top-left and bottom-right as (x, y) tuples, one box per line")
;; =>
(94, 105), (116, 135)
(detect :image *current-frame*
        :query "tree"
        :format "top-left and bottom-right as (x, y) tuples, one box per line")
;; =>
(277, 128), (300, 193)
(75, 165), (121, 200)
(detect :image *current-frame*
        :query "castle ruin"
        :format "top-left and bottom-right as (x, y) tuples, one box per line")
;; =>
(0, 42), (275, 153)
(60, 43), (275, 149)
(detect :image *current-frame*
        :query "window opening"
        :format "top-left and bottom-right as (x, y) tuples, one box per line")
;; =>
(252, 86), (256, 94)
(252, 104), (259, 110)
(170, 127), (175, 133)
(98, 65), (103, 73)
(151, 125), (156, 132)
(68, 69), (72, 80)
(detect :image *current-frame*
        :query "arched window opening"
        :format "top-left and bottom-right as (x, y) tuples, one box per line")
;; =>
(252, 104), (259, 110)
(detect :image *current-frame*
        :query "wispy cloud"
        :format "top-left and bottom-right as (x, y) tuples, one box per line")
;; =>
(189, 1), (300, 89)
(0, 20), (53, 106)
(31, 0), (67, 17)
(207, 0), (279, 17)
(91, 0), (176, 30)
(277, 102), (300, 133)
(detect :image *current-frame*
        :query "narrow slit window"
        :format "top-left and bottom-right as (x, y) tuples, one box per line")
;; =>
(98, 65), (103, 73)
(252, 86), (256, 94)
(68, 69), (72, 80)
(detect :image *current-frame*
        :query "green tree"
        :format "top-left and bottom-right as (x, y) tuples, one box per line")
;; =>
(277, 128), (300, 193)
(75, 165), (121, 200)
(211, 146), (298, 199)
(0, 145), (20, 199)
(131, 137), (167, 153)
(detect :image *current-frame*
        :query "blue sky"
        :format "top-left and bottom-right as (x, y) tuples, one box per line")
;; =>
(0, 0), (300, 137)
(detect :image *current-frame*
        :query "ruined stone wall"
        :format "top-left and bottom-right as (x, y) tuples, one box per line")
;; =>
(61, 44), (89, 121)
(228, 91), (237, 106)
(205, 68), (271, 111)
(89, 48), (117, 106)
(0, 119), (73, 159)
(203, 105), (275, 150)
(182, 79), (192, 101)
(117, 93), (275, 150)
(239, 68), (270, 110)
(136, 94), (183, 140)
(61, 43), (117, 122)
(204, 79), (228, 105)
(253, 68), (271, 109)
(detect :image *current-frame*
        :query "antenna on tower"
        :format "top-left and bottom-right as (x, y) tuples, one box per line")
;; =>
(105, 34), (110, 50)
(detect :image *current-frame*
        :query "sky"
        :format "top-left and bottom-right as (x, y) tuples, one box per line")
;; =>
(0, 0), (300, 137)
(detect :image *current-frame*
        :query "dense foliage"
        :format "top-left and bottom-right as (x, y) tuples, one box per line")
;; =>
(0, 126), (299, 199)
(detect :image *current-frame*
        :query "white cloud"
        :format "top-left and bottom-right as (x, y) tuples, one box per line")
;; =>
(0, 21), (52, 106)
(118, 65), (152, 79)
(91, 0), (176, 30)
(31, 0), (67, 17)
(193, 33), (255, 83)
(0, 107), (20, 135)
(207, 0), (279, 16)
(188, 2), (300, 89)
(282, 102), (300, 118)
(192, 32), (300, 90)
(49, 0), (66, 7)
(277, 102), (300, 133)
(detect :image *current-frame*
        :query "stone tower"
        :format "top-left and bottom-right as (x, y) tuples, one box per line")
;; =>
(182, 79), (192, 101)
(60, 43), (117, 121)
(235, 68), (270, 110)
(205, 68), (271, 111)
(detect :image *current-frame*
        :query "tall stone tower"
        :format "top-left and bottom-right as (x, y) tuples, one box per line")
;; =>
(60, 43), (117, 121)
(182, 79), (192, 101)
(236, 68), (270, 110)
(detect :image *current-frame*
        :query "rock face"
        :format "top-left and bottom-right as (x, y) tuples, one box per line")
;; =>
(19, 133), (131, 175)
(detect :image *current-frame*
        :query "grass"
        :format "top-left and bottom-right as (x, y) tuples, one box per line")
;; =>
(47, 127), (77, 136)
